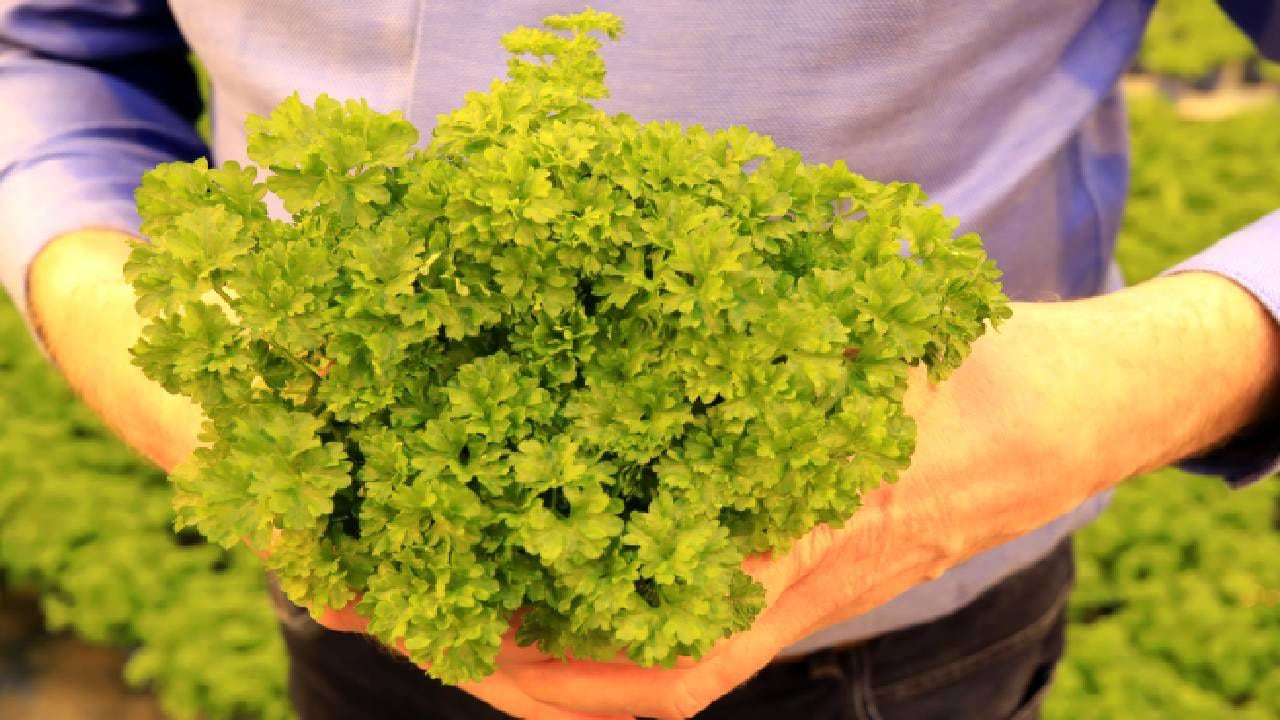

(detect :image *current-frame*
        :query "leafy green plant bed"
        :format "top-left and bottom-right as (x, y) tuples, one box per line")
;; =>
(0, 299), (291, 720)
(1045, 95), (1280, 719)
(1046, 470), (1280, 719)
(1115, 96), (1280, 283)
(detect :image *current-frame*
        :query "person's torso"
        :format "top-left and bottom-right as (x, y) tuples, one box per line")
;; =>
(170, 0), (1149, 650)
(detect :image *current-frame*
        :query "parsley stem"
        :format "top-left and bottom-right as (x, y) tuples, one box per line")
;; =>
(212, 283), (321, 381)
(275, 344), (321, 380)
(211, 284), (236, 309)
(306, 370), (322, 407)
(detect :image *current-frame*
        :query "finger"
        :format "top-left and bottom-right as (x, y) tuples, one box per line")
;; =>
(504, 632), (775, 719)
(741, 521), (841, 603)
(506, 661), (747, 719)
(396, 641), (632, 718)
(242, 536), (270, 561)
(507, 662), (700, 718)
(458, 671), (635, 720)
(494, 608), (563, 664)
(784, 538), (949, 640)
(313, 596), (369, 633)
(574, 650), (703, 669)
(497, 641), (561, 665)
(241, 527), (284, 561)
(505, 575), (838, 718)
(737, 550), (778, 580)
(498, 641), (705, 669)
(505, 522), (853, 680)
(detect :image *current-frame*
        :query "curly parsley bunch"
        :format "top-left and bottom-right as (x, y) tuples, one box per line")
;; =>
(125, 9), (1009, 683)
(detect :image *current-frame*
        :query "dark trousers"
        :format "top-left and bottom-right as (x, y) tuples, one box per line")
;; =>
(272, 539), (1073, 720)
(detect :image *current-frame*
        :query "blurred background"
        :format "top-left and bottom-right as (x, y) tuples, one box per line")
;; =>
(2, 1), (1278, 718)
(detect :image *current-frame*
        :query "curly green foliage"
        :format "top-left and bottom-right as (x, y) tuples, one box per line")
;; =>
(0, 298), (291, 720)
(126, 10), (1009, 683)
(1049, 619), (1276, 720)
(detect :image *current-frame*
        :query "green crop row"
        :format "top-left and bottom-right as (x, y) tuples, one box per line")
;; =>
(1045, 94), (1280, 718)
(1116, 96), (1280, 284)
(1046, 471), (1280, 718)
(0, 304), (292, 720)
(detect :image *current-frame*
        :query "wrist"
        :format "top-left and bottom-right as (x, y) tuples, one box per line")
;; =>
(957, 272), (1280, 502)
(897, 303), (1092, 557)
(780, 271), (1280, 640)
(1069, 272), (1280, 475)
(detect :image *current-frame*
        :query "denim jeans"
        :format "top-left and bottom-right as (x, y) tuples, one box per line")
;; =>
(271, 538), (1073, 720)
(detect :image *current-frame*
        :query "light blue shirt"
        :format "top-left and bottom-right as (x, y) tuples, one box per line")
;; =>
(2, 0), (1278, 653)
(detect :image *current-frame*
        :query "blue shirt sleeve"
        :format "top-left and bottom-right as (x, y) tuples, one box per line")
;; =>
(1162, 3), (1280, 487)
(1216, 1), (1280, 60)
(1167, 213), (1280, 488)
(0, 0), (207, 319)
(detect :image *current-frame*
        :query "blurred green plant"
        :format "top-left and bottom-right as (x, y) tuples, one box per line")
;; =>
(1045, 92), (1280, 719)
(1047, 471), (1280, 718)
(1139, 0), (1280, 82)
(0, 302), (292, 720)
(1116, 96), (1280, 283)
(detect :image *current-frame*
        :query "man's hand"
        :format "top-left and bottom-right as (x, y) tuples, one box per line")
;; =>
(365, 313), (1049, 719)
(315, 600), (637, 720)
(394, 271), (1280, 719)
(34, 232), (1279, 719)
(28, 229), (203, 472)
(31, 229), (633, 720)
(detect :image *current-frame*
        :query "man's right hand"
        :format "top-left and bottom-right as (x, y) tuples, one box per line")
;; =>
(28, 229), (620, 719)
(28, 229), (203, 472)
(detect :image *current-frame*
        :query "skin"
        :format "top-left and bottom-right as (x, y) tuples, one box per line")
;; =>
(28, 228), (1280, 720)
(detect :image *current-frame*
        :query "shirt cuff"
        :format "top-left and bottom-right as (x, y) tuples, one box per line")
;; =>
(1164, 210), (1280, 488)
(0, 154), (147, 338)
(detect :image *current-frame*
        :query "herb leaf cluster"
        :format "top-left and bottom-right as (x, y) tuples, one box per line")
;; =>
(126, 9), (1009, 683)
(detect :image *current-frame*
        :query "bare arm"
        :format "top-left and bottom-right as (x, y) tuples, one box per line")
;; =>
(28, 229), (202, 472)
(902, 270), (1280, 566)
(493, 269), (1280, 719)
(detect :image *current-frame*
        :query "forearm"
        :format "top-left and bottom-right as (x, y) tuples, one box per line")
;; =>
(906, 270), (1280, 564)
(28, 229), (202, 471)
(796, 270), (1280, 636)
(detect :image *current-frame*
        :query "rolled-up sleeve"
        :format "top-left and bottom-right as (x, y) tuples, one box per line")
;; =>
(1167, 3), (1280, 487)
(1167, 212), (1280, 487)
(0, 0), (206, 318)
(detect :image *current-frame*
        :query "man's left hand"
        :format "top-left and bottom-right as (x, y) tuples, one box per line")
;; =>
(323, 272), (1280, 719)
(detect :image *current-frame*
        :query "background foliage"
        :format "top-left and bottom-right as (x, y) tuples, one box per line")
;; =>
(1114, 96), (1280, 285)
(0, 307), (291, 719)
(1049, 3), (1280, 713)
(1138, 0), (1280, 81)
(1, 0), (1277, 716)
